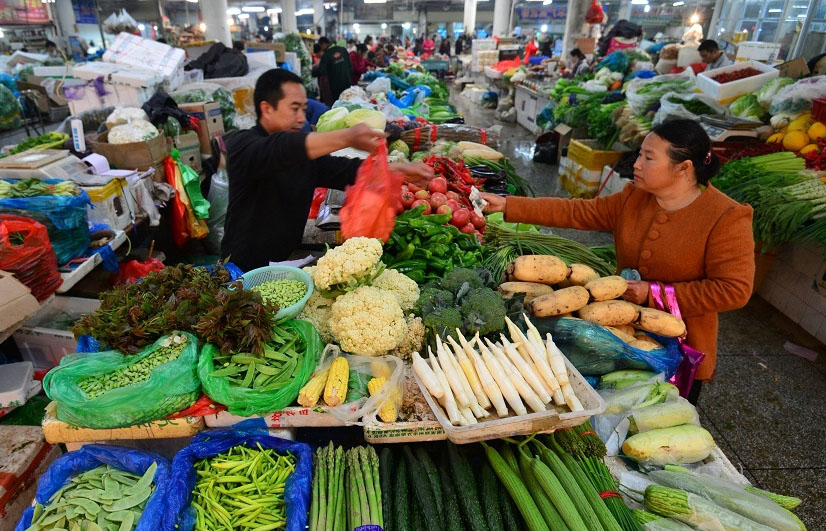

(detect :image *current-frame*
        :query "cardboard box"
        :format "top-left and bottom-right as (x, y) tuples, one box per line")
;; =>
(0, 272), (41, 345)
(575, 37), (596, 55)
(245, 42), (286, 62)
(168, 131), (202, 173)
(89, 131), (169, 171)
(777, 57), (810, 78)
(177, 101), (224, 155)
(42, 401), (204, 444)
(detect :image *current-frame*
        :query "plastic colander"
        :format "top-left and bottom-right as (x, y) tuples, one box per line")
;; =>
(241, 265), (314, 321)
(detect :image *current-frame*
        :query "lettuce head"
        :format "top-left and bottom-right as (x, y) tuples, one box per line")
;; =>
(316, 107), (349, 132)
(343, 108), (387, 130)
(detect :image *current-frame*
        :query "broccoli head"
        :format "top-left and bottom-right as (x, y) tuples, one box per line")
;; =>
(439, 268), (485, 294)
(461, 287), (507, 337)
(416, 286), (454, 315)
(422, 306), (463, 341)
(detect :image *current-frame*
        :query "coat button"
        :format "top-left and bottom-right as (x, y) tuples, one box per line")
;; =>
(656, 213), (668, 223)
(639, 266), (649, 275)
(641, 250), (652, 259)
(649, 230), (659, 240)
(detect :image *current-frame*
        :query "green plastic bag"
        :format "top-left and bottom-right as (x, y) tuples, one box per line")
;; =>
(172, 149), (210, 220)
(43, 332), (201, 429)
(198, 320), (323, 416)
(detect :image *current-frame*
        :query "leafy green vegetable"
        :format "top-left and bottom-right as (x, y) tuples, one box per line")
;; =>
(729, 94), (764, 122)
(666, 96), (716, 116)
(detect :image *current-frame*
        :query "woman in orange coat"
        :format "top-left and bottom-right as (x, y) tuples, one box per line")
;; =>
(481, 119), (755, 402)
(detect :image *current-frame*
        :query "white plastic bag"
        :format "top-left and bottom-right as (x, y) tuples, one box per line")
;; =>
(626, 71), (695, 115)
(337, 85), (368, 102)
(653, 91), (727, 126)
(365, 77), (391, 95)
(204, 169), (228, 254)
(769, 75), (826, 115)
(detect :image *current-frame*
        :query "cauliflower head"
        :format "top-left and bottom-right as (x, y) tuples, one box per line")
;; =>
(297, 291), (335, 344)
(330, 286), (406, 356)
(313, 237), (385, 296)
(388, 314), (425, 360)
(372, 269), (420, 312)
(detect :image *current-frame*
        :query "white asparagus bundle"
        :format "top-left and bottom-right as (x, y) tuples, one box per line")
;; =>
(434, 340), (470, 409)
(437, 336), (489, 419)
(499, 335), (553, 404)
(525, 315), (570, 387)
(457, 331), (508, 417)
(485, 339), (546, 413)
(412, 351), (444, 399)
(477, 337), (527, 416)
(505, 316), (563, 404)
(447, 335), (491, 409)
(545, 334), (583, 411)
(428, 352), (463, 425)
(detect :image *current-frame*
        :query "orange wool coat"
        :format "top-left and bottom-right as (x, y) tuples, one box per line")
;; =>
(505, 183), (755, 381)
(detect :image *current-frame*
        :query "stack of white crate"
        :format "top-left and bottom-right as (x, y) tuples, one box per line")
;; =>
(471, 39), (497, 72)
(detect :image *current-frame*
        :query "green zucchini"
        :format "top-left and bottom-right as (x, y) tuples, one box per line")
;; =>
(479, 462), (504, 531)
(394, 454), (410, 531)
(380, 448), (394, 531)
(447, 442), (490, 531)
(500, 483), (524, 531)
(403, 446), (444, 531)
(414, 446), (446, 530)
(439, 453), (467, 531)
(518, 451), (570, 531)
(499, 443), (520, 474)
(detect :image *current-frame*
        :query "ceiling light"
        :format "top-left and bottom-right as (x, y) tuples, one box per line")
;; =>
(644, 4), (650, 11)
(540, 24), (548, 32)
(673, 1), (684, 5)
(296, 8), (314, 15)
(413, 27), (417, 33)
(381, 23), (387, 29)
(542, 0), (552, 4)
(364, 0), (387, 3)
(264, 25), (269, 31)
(689, 13), (699, 23)
(199, 22), (207, 31)
(238, 13), (250, 19)
(153, 25), (158, 30)
(798, 13), (807, 17)
(138, 23), (145, 31)
(186, 0), (199, 3)
(631, 0), (648, 4)
(402, 22), (411, 29)
(226, 7), (241, 15)
(242, 6), (265, 12)
(768, 8), (781, 12)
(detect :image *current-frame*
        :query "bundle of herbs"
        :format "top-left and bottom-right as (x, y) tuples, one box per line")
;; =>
(73, 263), (278, 355)
(588, 102), (624, 149)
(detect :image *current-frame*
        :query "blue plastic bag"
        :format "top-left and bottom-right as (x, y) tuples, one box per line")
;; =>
(15, 445), (171, 531)
(533, 317), (683, 378)
(0, 179), (90, 265)
(165, 429), (312, 531)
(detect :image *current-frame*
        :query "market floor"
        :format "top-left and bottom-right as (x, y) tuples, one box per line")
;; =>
(451, 86), (826, 527)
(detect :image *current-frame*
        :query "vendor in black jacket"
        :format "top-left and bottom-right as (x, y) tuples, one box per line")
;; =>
(221, 69), (433, 271)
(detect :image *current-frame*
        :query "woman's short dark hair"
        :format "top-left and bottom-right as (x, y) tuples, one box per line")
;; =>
(356, 43), (368, 54)
(570, 48), (584, 58)
(650, 119), (721, 185)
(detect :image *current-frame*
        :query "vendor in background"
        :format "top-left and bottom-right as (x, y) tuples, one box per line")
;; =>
(222, 69), (434, 271)
(698, 40), (734, 70)
(43, 40), (65, 65)
(350, 43), (376, 85)
(313, 36), (352, 106)
(480, 119), (755, 403)
(439, 36), (452, 57)
(566, 48), (590, 78)
(422, 35), (436, 59)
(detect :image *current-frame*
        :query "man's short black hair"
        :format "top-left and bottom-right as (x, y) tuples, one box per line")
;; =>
(254, 68), (304, 120)
(570, 48), (584, 58)
(698, 40), (719, 53)
(45, 40), (56, 49)
(319, 36), (330, 46)
(232, 40), (244, 52)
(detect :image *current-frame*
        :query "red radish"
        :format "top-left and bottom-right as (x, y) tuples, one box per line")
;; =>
(414, 190), (430, 200)
(446, 199), (460, 212)
(460, 223), (476, 235)
(446, 191), (462, 202)
(436, 205), (453, 216)
(429, 192), (448, 209)
(407, 183), (421, 193)
(400, 190), (414, 208)
(411, 199), (432, 214)
(451, 208), (470, 227)
(428, 177), (448, 194)
(469, 211), (486, 229)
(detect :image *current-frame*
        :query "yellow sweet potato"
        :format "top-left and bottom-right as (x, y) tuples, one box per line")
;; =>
(636, 308), (686, 338)
(605, 326), (636, 344)
(568, 264), (600, 286)
(629, 339), (660, 351)
(578, 300), (639, 326)
(633, 334), (664, 350)
(528, 286), (590, 317)
(584, 276), (628, 301)
(507, 255), (570, 285)
(615, 324), (636, 337)
(498, 281), (554, 302)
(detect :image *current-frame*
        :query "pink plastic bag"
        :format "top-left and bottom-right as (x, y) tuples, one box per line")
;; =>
(650, 282), (705, 398)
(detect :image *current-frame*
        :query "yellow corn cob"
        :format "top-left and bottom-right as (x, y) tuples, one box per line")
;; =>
(297, 369), (329, 407)
(368, 377), (398, 423)
(323, 357), (349, 406)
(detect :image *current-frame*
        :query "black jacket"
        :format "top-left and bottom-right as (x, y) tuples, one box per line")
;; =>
(220, 125), (361, 271)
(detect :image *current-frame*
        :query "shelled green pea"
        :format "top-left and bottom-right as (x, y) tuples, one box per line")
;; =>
(252, 279), (308, 310)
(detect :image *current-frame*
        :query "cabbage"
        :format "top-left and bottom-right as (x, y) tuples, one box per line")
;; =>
(390, 139), (409, 158)
(756, 77), (795, 110)
(729, 94), (764, 122)
(316, 107), (349, 132)
(343, 108), (387, 130)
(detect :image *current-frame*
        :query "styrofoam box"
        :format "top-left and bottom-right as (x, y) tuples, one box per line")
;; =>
(13, 297), (100, 370)
(72, 62), (162, 88)
(0, 362), (33, 409)
(697, 60), (779, 103)
(736, 41), (781, 63)
(65, 82), (155, 115)
(204, 408), (347, 428)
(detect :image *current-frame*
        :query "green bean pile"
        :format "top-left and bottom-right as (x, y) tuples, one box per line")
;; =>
(210, 325), (304, 390)
(26, 463), (157, 531)
(78, 335), (189, 399)
(252, 279), (307, 310)
(192, 444), (296, 531)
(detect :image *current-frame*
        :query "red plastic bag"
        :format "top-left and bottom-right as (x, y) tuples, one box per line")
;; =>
(164, 156), (191, 247)
(112, 257), (165, 285)
(0, 215), (62, 301)
(308, 187), (328, 219)
(585, 0), (605, 24)
(339, 142), (404, 242)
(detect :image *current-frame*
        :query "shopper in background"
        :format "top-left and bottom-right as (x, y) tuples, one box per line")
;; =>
(566, 48), (590, 77)
(404, 36), (411, 49)
(480, 119), (755, 403)
(350, 43), (376, 85)
(421, 34), (436, 59)
(43, 40), (65, 65)
(364, 35), (376, 52)
(222, 69), (433, 270)
(439, 36), (452, 57)
(455, 34), (464, 55)
(313, 36), (352, 106)
(698, 40), (734, 70)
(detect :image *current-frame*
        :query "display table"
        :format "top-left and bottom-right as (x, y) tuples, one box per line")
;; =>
(514, 84), (551, 135)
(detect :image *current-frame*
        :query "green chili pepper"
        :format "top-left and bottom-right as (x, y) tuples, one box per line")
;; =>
(412, 248), (433, 260)
(394, 243), (415, 262)
(423, 213), (452, 224)
(428, 243), (450, 257)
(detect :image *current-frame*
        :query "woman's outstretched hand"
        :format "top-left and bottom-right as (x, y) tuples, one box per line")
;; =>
(479, 192), (506, 213)
(622, 280), (650, 305)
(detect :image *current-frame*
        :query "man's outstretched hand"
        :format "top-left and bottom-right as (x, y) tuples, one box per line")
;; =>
(346, 123), (387, 153)
(389, 162), (434, 188)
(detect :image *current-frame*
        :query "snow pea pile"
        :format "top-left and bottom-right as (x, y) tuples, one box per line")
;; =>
(252, 279), (307, 310)
(191, 445), (296, 531)
(26, 463), (157, 531)
(209, 325), (305, 390)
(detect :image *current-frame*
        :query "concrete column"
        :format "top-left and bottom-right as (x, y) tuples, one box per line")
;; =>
(618, 0), (632, 21)
(313, 0), (325, 35)
(463, 0), (476, 36)
(202, 0), (231, 46)
(561, 0), (589, 59)
(282, 0), (299, 34)
(492, 0), (510, 37)
(707, 0), (724, 39)
(418, 9), (427, 38)
(52, 0), (77, 48)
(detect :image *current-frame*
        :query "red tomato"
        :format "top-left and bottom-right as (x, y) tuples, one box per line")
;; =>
(436, 205), (453, 216)
(469, 211), (486, 229)
(451, 208), (470, 227)
(407, 183), (421, 193)
(429, 192), (448, 209)
(400, 190), (414, 208)
(460, 223), (476, 235)
(446, 199), (460, 212)
(446, 191), (462, 202)
(428, 177), (448, 194)
(414, 190), (430, 200)
(410, 199), (432, 215)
